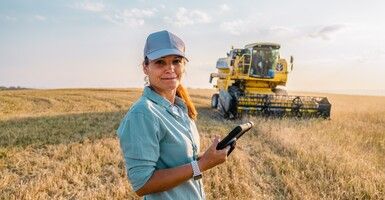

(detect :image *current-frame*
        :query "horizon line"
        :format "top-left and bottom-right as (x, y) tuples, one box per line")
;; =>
(1, 86), (384, 97)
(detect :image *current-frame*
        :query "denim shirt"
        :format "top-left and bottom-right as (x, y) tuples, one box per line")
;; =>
(117, 86), (205, 200)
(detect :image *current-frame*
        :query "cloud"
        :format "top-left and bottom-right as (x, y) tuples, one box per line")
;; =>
(220, 19), (251, 35)
(267, 26), (296, 34)
(34, 15), (46, 21)
(220, 4), (230, 12)
(103, 8), (157, 27)
(219, 21), (303, 40)
(261, 26), (304, 40)
(2, 15), (17, 22)
(309, 24), (346, 40)
(165, 7), (211, 27)
(103, 15), (144, 27)
(122, 8), (157, 18)
(356, 49), (385, 63)
(73, 1), (157, 27)
(75, 1), (105, 12)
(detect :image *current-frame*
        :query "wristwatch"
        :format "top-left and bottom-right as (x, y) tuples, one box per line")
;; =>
(191, 160), (202, 180)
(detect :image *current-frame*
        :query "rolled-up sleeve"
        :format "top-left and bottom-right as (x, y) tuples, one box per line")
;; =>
(117, 111), (161, 191)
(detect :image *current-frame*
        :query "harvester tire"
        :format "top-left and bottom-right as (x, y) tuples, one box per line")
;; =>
(211, 94), (219, 108)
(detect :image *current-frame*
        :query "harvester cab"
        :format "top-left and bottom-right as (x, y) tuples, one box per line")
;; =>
(209, 43), (331, 119)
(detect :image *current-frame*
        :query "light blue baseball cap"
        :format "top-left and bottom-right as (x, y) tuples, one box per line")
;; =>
(144, 30), (188, 61)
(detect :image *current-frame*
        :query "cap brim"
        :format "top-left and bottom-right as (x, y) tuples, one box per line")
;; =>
(146, 48), (188, 61)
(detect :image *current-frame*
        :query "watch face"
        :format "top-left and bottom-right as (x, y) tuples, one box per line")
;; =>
(194, 174), (202, 180)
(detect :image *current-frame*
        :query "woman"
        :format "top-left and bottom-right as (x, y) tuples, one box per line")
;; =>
(117, 30), (231, 199)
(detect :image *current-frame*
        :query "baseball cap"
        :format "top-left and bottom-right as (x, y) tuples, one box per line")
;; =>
(144, 30), (188, 61)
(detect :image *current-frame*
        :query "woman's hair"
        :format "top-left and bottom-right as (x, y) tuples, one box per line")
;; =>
(176, 84), (198, 120)
(143, 57), (198, 120)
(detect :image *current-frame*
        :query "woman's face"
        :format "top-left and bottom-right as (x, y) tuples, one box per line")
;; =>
(144, 55), (185, 92)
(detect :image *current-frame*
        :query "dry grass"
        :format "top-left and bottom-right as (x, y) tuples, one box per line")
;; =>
(1, 88), (384, 199)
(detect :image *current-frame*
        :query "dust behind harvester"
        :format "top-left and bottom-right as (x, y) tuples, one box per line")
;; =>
(209, 43), (331, 119)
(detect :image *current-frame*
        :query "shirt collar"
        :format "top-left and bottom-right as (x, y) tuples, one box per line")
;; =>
(143, 86), (188, 113)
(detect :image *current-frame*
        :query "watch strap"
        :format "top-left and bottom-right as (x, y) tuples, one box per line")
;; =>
(191, 160), (202, 180)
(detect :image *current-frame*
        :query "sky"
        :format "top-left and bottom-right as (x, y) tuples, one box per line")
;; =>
(1, 0), (385, 95)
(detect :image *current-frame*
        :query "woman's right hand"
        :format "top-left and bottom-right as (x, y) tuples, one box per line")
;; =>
(198, 136), (231, 172)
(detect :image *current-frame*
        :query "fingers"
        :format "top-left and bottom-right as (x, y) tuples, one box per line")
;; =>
(231, 141), (236, 148)
(224, 145), (231, 153)
(211, 136), (220, 149)
(200, 135), (234, 171)
(210, 135), (236, 156)
(212, 135), (220, 144)
(217, 145), (230, 155)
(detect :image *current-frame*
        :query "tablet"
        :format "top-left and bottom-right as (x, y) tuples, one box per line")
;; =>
(216, 121), (254, 155)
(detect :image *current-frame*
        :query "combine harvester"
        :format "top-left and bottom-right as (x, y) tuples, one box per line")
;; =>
(209, 43), (331, 119)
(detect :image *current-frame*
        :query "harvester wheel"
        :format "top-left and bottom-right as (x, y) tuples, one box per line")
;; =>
(292, 97), (303, 117)
(211, 94), (219, 108)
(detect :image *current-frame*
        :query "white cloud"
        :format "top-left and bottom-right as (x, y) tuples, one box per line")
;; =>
(309, 24), (346, 40)
(165, 7), (211, 27)
(122, 8), (157, 18)
(103, 8), (157, 27)
(75, 1), (105, 12)
(219, 20), (303, 41)
(220, 4), (230, 12)
(355, 49), (385, 63)
(262, 26), (304, 40)
(220, 19), (251, 35)
(267, 26), (296, 35)
(2, 15), (17, 22)
(103, 15), (144, 27)
(34, 15), (46, 21)
(73, 1), (157, 27)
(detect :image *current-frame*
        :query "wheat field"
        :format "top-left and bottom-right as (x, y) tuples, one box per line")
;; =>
(0, 88), (384, 199)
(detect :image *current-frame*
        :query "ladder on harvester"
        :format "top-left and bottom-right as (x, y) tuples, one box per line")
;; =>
(236, 53), (252, 75)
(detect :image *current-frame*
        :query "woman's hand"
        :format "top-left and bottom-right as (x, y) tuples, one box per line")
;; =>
(134, 136), (233, 196)
(198, 136), (232, 172)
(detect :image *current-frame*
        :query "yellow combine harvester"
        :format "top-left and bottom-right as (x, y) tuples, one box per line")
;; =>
(209, 42), (331, 119)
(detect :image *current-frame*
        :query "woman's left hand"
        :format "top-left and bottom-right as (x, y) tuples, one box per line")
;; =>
(197, 136), (231, 172)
